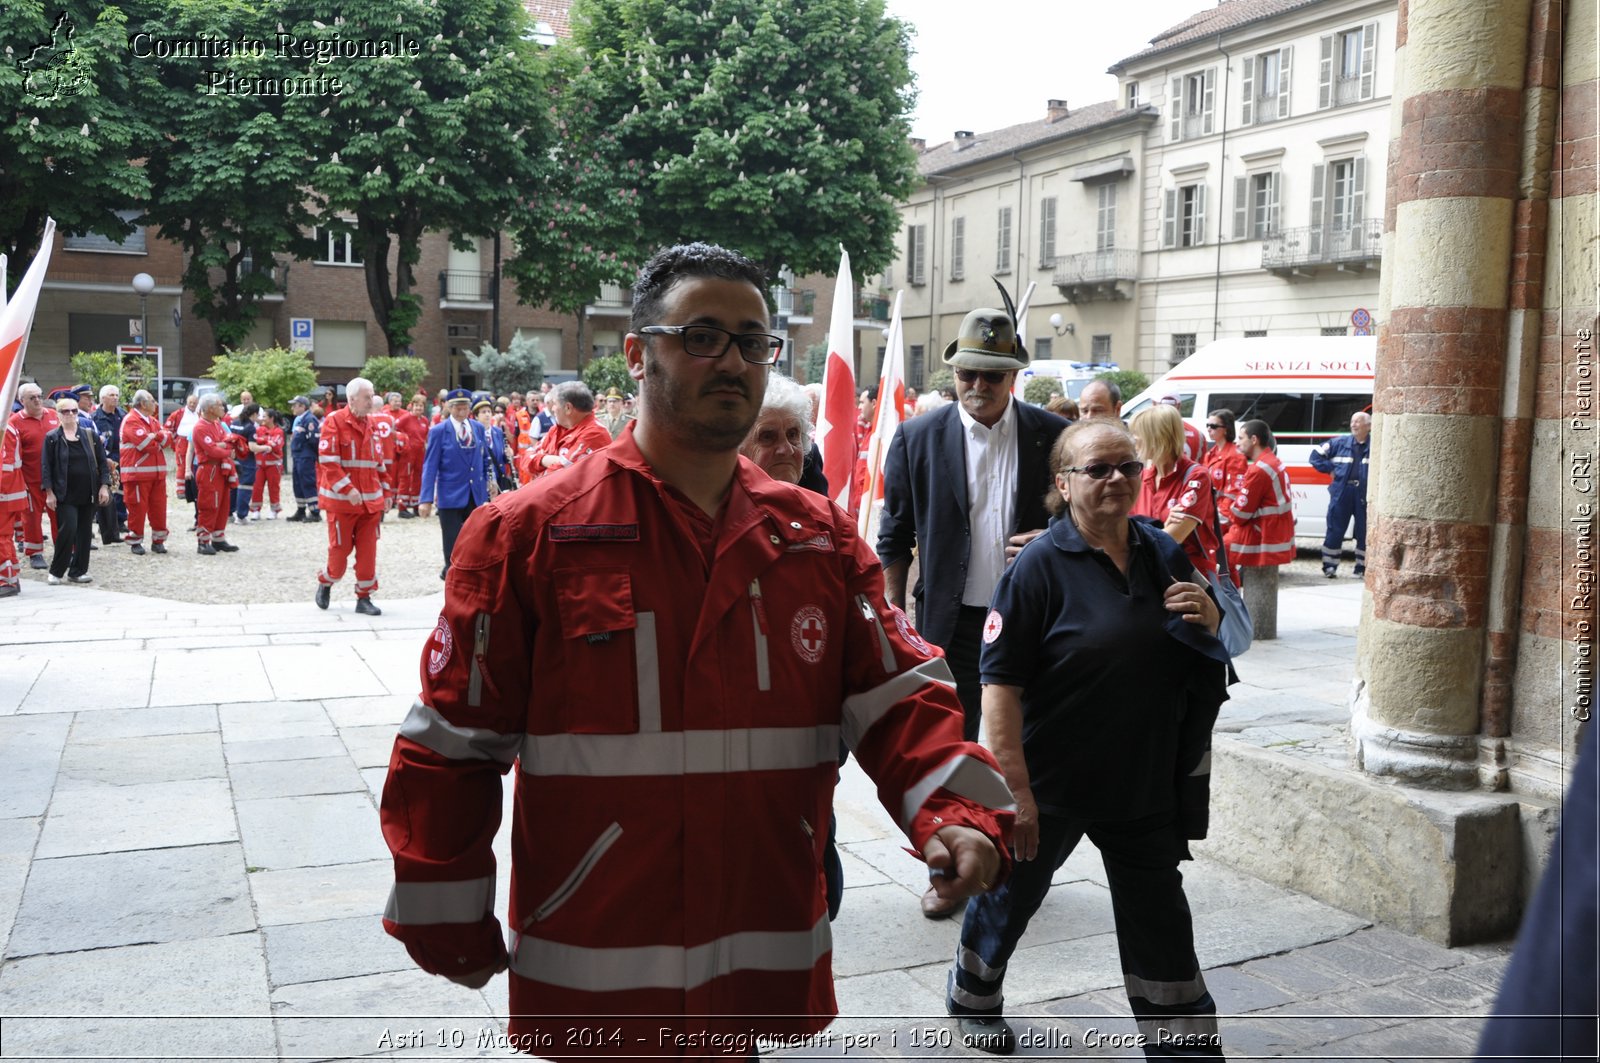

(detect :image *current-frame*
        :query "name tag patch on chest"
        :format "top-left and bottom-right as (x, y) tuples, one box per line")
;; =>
(785, 532), (833, 553)
(550, 523), (640, 542)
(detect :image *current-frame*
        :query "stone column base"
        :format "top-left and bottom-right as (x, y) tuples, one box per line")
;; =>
(1350, 678), (1480, 789)
(1198, 734), (1526, 946)
(1242, 564), (1280, 640)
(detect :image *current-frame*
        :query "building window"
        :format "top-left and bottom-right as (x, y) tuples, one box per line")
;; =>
(1243, 46), (1292, 124)
(1034, 337), (1052, 360)
(1320, 21), (1378, 108)
(1321, 326), (1349, 337)
(1233, 171), (1281, 240)
(315, 225), (363, 265)
(950, 216), (965, 281)
(1171, 333), (1197, 365)
(1162, 183), (1208, 248)
(908, 344), (925, 390)
(1091, 334), (1112, 359)
(62, 209), (147, 254)
(1309, 156), (1368, 254)
(906, 224), (927, 286)
(1168, 68), (1215, 142)
(1244, 330), (1268, 338)
(1125, 81), (1140, 109)
(1038, 197), (1057, 267)
(1096, 184), (1117, 252)
(995, 206), (1012, 274)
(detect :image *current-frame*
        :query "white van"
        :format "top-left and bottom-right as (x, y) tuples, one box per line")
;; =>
(1121, 337), (1375, 543)
(1018, 360), (1120, 401)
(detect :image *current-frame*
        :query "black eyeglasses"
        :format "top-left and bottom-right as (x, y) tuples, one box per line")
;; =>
(1065, 460), (1143, 480)
(1206, 422), (1224, 429)
(954, 368), (1011, 386)
(638, 325), (783, 365)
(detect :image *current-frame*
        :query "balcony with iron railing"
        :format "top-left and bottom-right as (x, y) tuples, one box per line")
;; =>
(772, 286), (816, 322)
(439, 270), (495, 306)
(857, 292), (891, 322)
(238, 255), (288, 300)
(1261, 218), (1383, 276)
(1333, 75), (1363, 107)
(1181, 113), (1207, 140)
(1251, 94), (1283, 123)
(1052, 249), (1140, 302)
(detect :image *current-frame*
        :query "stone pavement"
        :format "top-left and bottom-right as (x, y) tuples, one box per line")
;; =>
(0, 572), (1512, 1061)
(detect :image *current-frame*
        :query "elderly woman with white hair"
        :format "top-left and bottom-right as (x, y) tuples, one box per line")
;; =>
(190, 392), (240, 554)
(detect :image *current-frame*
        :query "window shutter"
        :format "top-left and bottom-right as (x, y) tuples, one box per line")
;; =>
(1351, 157), (1366, 229)
(1163, 189), (1177, 248)
(1169, 77), (1183, 140)
(1039, 197), (1056, 266)
(1193, 184), (1207, 245)
(996, 207), (1011, 273)
(1309, 163), (1326, 254)
(1360, 21), (1378, 100)
(915, 225), (927, 284)
(1234, 176), (1249, 240)
(951, 216), (965, 280)
(1201, 68), (1215, 135)
(1240, 55), (1254, 126)
(1267, 170), (1282, 235)
(1318, 34), (1334, 109)
(1278, 47), (1293, 118)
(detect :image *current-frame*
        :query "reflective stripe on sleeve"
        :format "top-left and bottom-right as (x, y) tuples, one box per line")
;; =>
(899, 753), (1016, 833)
(399, 699), (523, 765)
(507, 914), (830, 992)
(383, 875), (496, 925)
(840, 658), (956, 752)
(1233, 538), (1296, 555)
(635, 611), (661, 733)
(518, 726), (840, 778)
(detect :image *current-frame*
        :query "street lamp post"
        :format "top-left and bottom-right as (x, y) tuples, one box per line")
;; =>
(131, 272), (157, 413)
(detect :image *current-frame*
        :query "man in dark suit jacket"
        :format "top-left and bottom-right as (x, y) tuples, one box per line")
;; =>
(878, 306), (1069, 918)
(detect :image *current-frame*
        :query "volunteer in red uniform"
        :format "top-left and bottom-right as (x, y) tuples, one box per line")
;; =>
(190, 393), (239, 554)
(249, 409), (286, 519)
(1156, 393), (1207, 461)
(8, 383), (59, 569)
(167, 392), (198, 488)
(1130, 403), (1219, 580)
(1202, 408), (1248, 535)
(519, 380), (612, 481)
(380, 242), (1014, 1054)
(394, 395), (429, 516)
(372, 394), (401, 513)
(119, 389), (171, 555)
(0, 420), (26, 595)
(1227, 418), (1296, 579)
(315, 376), (387, 615)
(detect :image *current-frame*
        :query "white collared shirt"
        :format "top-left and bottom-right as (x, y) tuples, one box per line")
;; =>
(958, 396), (1018, 606)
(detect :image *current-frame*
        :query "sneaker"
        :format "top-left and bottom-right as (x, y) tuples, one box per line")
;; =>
(248, 513), (260, 522)
(29, 554), (47, 570)
(46, 574), (62, 585)
(1323, 567), (1338, 579)
(68, 573), (93, 584)
(267, 511), (278, 520)
(130, 543), (146, 555)
(1353, 567), (1365, 577)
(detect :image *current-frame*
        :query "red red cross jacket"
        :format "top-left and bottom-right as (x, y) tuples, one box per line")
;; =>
(1227, 449), (1296, 565)
(119, 408), (170, 481)
(381, 431), (1014, 1055)
(191, 418), (236, 485)
(1, 423), (25, 514)
(316, 408), (387, 514)
(256, 424), (285, 468)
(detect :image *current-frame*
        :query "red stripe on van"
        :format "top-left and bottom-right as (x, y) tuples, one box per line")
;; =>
(1286, 465), (1332, 486)
(1165, 374), (1374, 382)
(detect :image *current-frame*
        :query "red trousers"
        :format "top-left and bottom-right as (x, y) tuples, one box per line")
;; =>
(318, 509), (381, 597)
(16, 486), (54, 557)
(123, 477), (169, 544)
(195, 468), (231, 544)
(398, 453), (422, 508)
(250, 467), (282, 513)
(0, 518), (18, 586)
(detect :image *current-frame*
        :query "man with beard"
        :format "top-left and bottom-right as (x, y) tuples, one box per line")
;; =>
(381, 242), (1013, 1056)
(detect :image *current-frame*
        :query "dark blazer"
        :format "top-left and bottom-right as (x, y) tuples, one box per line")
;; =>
(41, 424), (111, 500)
(419, 416), (495, 509)
(876, 400), (1070, 649)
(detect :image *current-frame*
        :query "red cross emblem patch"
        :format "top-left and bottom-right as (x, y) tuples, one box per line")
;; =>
(791, 605), (827, 664)
(982, 609), (1003, 644)
(426, 616), (454, 676)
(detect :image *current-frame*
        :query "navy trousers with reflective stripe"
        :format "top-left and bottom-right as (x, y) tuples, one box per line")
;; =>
(949, 810), (1222, 1058)
(1321, 488), (1367, 573)
(291, 457), (317, 507)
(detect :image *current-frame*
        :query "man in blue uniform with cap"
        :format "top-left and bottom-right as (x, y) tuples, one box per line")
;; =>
(418, 387), (497, 579)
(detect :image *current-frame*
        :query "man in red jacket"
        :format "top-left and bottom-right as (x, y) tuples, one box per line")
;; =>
(7, 383), (58, 569)
(521, 381), (613, 481)
(381, 243), (1014, 1056)
(119, 389), (171, 554)
(315, 376), (387, 615)
(190, 394), (238, 554)
(1227, 418), (1296, 578)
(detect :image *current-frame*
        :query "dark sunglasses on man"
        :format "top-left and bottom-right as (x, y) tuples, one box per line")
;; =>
(954, 368), (1011, 386)
(1065, 460), (1144, 481)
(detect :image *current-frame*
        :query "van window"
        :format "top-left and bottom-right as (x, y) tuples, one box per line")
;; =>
(1209, 392), (1314, 440)
(1313, 392), (1374, 439)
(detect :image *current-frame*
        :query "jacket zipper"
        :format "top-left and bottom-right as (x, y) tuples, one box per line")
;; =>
(855, 594), (897, 672)
(525, 821), (623, 925)
(468, 612), (490, 707)
(749, 579), (771, 692)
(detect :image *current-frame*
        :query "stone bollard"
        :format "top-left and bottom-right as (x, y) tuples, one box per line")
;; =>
(1241, 563), (1280, 640)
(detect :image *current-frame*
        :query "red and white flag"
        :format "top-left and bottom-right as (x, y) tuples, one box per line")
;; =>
(858, 290), (905, 539)
(0, 219), (55, 415)
(816, 246), (857, 513)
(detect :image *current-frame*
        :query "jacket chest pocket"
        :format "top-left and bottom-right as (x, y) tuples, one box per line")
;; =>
(551, 567), (655, 733)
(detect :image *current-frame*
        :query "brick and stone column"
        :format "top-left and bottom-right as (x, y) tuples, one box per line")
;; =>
(1353, 0), (1532, 788)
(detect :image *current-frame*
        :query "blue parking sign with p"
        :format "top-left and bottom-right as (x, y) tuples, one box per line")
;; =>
(291, 318), (313, 350)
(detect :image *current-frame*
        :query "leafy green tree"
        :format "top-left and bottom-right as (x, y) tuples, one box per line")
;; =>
(467, 335), (547, 396)
(1, 2), (152, 278)
(580, 353), (633, 399)
(207, 346), (318, 413)
(1023, 377), (1062, 406)
(281, 0), (551, 356)
(799, 341), (827, 385)
(363, 356), (430, 399)
(926, 366), (954, 397)
(1097, 369), (1150, 402)
(570, 0), (920, 281)
(134, 0), (319, 353)
(69, 350), (156, 400)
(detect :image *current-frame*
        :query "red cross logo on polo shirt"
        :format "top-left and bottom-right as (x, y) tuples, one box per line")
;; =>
(983, 609), (1003, 644)
(791, 606), (827, 664)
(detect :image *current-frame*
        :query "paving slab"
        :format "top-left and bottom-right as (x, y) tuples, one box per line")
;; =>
(21, 651), (153, 712)
(342, 722), (404, 769)
(0, 714), (71, 818)
(235, 792), (389, 870)
(362, 765), (390, 800)
(271, 968), (495, 1060)
(54, 730), (226, 790)
(220, 700), (335, 743)
(0, 656), (46, 715)
(227, 733), (353, 763)
(66, 703), (218, 741)
(324, 693), (414, 730)
(0, 933), (273, 1059)
(263, 913), (416, 986)
(1193, 893), (1369, 968)
(354, 640), (429, 697)
(7, 842), (254, 958)
(249, 859), (395, 927)
(230, 755), (368, 801)
(0, 816), (42, 960)
(262, 644), (388, 701)
(149, 647), (274, 706)
(34, 777), (237, 858)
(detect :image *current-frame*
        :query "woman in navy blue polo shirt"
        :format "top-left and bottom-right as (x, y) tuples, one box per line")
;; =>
(946, 418), (1232, 1058)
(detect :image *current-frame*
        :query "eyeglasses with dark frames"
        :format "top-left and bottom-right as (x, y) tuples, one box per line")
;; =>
(953, 368), (1011, 386)
(1206, 422), (1225, 429)
(638, 325), (784, 366)
(1064, 460), (1144, 481)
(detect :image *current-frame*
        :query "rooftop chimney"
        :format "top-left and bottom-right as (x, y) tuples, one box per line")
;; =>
(953, 130), (975, 150)
(1047, 99), (1070, 122)
(909, 137), (926, 152)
